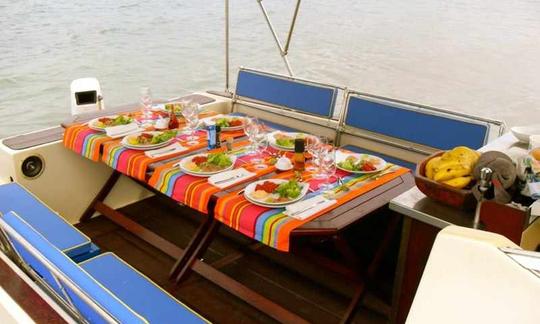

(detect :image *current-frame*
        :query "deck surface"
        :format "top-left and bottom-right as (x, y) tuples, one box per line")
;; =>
(76, 196), (391, 324)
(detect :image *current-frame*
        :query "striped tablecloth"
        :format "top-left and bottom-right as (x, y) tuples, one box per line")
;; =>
(214, 166), (410, 252)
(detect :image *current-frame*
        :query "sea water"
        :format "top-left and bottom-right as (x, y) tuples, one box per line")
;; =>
(1, 0), (539, 138)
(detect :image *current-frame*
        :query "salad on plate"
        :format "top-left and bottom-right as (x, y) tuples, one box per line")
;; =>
(179, 152), (236, 176)
(214, 117), (244, 130)
(121, 130), (177, 150)
(269, 132), (307, 150)
(89, 115), (134, 131)
(246, 179), (308, 206)
(337, 153), (386, 173)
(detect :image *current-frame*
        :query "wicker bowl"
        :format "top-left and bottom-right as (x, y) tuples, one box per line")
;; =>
(415, 151), (477, 210)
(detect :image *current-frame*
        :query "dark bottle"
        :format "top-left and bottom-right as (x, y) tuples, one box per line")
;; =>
(168, 110), (179, 129)
(294, 138), (305, 172)
(207, 124), (217, 149)
(215, 125), (222, 148)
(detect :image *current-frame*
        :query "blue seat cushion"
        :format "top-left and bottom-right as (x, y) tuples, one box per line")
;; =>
(0, 183), (91, 258)
(229, 112), (300, 132)
(236, 69), (338, 118)
(1, 211), (146, 323)
(342, 145), (416, 170)
(345, 96), (489, 150)
(80, 253), (205, 324)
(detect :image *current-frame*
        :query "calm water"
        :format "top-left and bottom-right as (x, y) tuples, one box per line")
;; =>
(1, 0), (539, 138)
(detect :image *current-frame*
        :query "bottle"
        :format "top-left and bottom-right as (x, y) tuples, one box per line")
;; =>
(225, 136), (234, 152)
(207, 124), (217, 149)
(168, 109), (179, 129)
(215, 125), (222, 148)
(294, 138), (305, 172)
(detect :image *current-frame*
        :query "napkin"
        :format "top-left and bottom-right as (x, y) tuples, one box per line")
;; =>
(208, 168), (255, 189)
(144, 143), (187, 158)
(105, 123), (141, 138)
(284, 195), (337, 220)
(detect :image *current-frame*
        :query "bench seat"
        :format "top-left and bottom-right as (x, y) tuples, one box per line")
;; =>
(342, 145), (416, 170)
(0, 183), (93, 258)
(1, 211), (205, 323)
(81, 253), (205, 324)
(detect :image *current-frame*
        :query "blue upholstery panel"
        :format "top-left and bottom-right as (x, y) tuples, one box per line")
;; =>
(1, 211), (146, 323)
(342, 145), (416, 170)
(72, 243), (101, 263)
(81, 253), (205, 324)
(229, 112), (299, 132)
(236, 70), (337, 118)
(0, 183), (91, 257)
(345, 96), (489, 150)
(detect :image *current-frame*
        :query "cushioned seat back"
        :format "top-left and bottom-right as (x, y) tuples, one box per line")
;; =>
(0, 183), (91, 257)
(0, 211), (146, 324)
(235, 69), (338, 118)
(345, 95), (490, 150)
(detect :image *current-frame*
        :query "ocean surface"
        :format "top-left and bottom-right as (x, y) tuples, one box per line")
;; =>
(1, 0), (539, 138)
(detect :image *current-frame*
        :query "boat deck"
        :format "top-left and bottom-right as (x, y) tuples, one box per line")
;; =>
(76, 195), (393, 323)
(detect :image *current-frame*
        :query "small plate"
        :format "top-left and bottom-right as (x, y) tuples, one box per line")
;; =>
(511, 126), (540, 144)
(267, 131), (306, 151)
(178, 153), (237, 177)
(88, 115), (135, 132)
(244, 179), (309, 208)
(336, 151), (387, 174)
(120, 131), (176, 151)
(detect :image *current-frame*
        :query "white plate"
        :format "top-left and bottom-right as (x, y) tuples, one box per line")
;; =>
(244, 179), (309, 208)
(267, 131), (306, 151)
(151, 102), (183, 115)
(178, 153), (237, 177)
(511, 126), (540, 143)
(200, 115), (245, 132)
(120, 131), (176, 151)
(336, 151), (387, 174)
(88, 115), (136, 132)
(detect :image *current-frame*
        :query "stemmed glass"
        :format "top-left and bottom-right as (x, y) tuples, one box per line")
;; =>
(140, 87), (153, 126)
(252, 124), (268, 168)
(319, 146), (337, 194)
(312, 136), (329, 179)
(181, 101), (200, 146)
(305, 135), (320, 172)
(243, 117), (259, 156)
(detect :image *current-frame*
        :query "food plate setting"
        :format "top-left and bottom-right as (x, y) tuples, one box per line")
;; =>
(178, 152), (236, 177)
(120, 130), (177, 150)
(151, 102), (184, 115)
(244, 179), (310, 208)
(213, 116), (245, 131)
(336, 151), (387, 174)
(88, 115), (135, 131)
(267, 131), (307, 151)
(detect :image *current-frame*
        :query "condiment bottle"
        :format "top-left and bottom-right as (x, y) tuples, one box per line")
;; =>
(294, 138), (305, 172)
(215, 125), (222, 148)
(225, 136), (234, 151)
(168, 109), (179, 129)
(207, 124), (217, 149)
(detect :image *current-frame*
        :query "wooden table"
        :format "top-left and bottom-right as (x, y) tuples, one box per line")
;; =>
(62, 99), (415, 323)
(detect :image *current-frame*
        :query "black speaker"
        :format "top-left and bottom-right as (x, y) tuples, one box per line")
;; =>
(21, 155), (44, 179)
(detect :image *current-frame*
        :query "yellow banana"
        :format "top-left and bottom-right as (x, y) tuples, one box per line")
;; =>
(443, 176), (472, 189)
(425, 156), (441, 179)
(433, 162), (471, 182)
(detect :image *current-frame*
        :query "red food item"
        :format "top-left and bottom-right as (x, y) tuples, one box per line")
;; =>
(192, 156), (208, 165)
(98, 117), (112, 123)
(255, 181), (279, 193)
(361, 161), (376, 171)
(229, 119), (243, 127)
(140, 133), (153, 139)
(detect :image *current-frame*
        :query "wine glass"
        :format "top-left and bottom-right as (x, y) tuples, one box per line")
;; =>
(243, 117), (259, 156)
(319, 147), (337, 194)
(252, 124), (268, 168)
(313, 136), (330, 179)
(140, 87), (153, 126)
(305, 135), (320, 172)
(181, 102), (200, 145)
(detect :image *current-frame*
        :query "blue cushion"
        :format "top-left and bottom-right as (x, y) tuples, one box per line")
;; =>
(342, 145), (416, 170)
(345, 96), (489, 150)
(1, 211), (146, 323)
(0, 183), (91, 257)
(236, 69), (337, 118)
(71, 243), (101, 263)
(81, 253), (205, 324)
(229, 112), (299, 132)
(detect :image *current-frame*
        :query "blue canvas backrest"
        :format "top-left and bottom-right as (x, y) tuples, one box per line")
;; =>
(344, 94), (489, 150)
(235, 68), (338, 118)
(0, 211), (147, 324)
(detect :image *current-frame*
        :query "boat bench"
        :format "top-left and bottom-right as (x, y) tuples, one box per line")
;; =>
(0, 183), (99, 261)
(0, 211), (205, 323)
(340, 92), (493, 168)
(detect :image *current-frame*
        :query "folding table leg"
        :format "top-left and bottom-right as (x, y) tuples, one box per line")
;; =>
(80, 170), (121, 222)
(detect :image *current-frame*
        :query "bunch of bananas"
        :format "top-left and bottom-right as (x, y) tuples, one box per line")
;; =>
(424, 146), (480, 189)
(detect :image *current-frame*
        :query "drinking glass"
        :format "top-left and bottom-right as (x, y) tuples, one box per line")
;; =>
(243, 117), (260, 155)
(140, 87), (153, 126)
(313, 136), (330, 179)
(305, 135), (320, 172)
(252, 124), (268, 168)
(181, 102), (200, 145)
(319, 147), (337, 193)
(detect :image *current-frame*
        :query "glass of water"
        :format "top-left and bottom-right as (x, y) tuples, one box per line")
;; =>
(319, 146), (337, 193)
(243, 117), (260, 156)
(181, 102), (200, 145)
(140, 87), (153, 126)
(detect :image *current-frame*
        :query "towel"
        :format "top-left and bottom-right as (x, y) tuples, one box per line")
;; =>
(284, 195), (337, 220)
(105, 123), (141, 138)
(472, 151), (517, 203)
(208, 168), (255, 189)
(144, 143), (187, 158)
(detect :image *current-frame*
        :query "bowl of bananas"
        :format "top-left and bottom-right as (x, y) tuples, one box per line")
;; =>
(415, 146), (480, 210)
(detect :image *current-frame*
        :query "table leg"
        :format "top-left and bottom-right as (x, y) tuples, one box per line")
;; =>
(80, 170), (121, 222)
